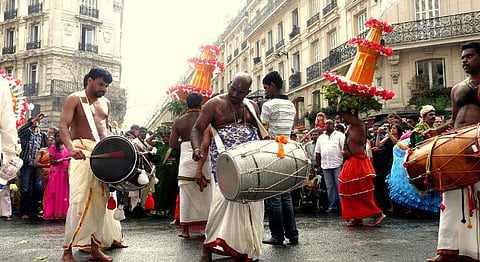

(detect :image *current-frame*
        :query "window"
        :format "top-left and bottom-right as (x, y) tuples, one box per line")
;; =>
(256, 75), (261, 91)
(312, 0), (319, 14)
(31, 24), (40, 42)
(29, 63), (37, 85)
(293, 52), (300, 72)
(415, 59), (445, 89)
(255, 40), (260, 57)
(5, 67), (13, 77)
(278, 62), (285, 88)
(292, 8), (299, 29)
(5, 29), (15, 47)
(277, 22), (283, 41)
(329, 30), (337, 50)
(357, 11), (367, 34)
(80, 25), (97, 52)
(267, 30), (273, 49)
(415, 0), (440, 20)
(312, 41), (320, 63)
(312, 90), (320, 108)
(6, 0), (15, 10)
(80, 0), (98, 18)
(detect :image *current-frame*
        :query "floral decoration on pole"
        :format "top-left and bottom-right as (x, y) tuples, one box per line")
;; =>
(0, 70), (28, 127)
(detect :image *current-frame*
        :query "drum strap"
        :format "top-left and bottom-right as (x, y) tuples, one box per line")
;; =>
(243, 98), (269, 139)
(77, 91), (101, 142)
(162, 147), (172, 165)
(211, 128), (226, 153)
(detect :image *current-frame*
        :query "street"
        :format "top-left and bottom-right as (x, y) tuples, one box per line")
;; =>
(0, 212), (438, 262)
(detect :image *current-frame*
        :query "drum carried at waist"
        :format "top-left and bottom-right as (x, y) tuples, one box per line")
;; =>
(216, 139), (310, 202)
(90, 136), (155, 191)
(405, 124), (480, 192)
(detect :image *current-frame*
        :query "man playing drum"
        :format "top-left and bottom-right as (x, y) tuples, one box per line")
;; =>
(191, 72), (265, 262)
(425, 42), (480, 262)
(410, 105), (436, 148)
(170, 92), (212, 238)
(60, 67), (120, 262)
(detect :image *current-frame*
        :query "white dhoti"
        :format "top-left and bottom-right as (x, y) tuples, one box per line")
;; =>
(437, 182), (480, 260)
(63, 139), (113, 250)
(178, 142), (212, 225)
(204, 184), (264, 261)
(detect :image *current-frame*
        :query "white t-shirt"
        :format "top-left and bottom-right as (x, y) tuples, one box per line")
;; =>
(260, 96), (296, 138)
(314, 130), (345, 169)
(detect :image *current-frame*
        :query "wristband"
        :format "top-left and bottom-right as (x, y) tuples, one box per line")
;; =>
(193, 148), (201, 153)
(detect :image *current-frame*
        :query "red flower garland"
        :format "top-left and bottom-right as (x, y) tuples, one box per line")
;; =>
(348, 37), (393, 57)
(199, 45), (220, 56)
(166, 85), (215, 98)
(323, 71), (395, 100)
(365, 18), (393, 33)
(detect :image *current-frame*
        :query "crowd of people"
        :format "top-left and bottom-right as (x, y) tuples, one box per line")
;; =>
(0, 42), (480, 262)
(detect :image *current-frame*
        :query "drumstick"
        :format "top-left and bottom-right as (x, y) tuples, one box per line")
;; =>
(88, 150), (125, 159)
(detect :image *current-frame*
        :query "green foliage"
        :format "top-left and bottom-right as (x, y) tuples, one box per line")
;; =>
(408, 87), (451, 115)
(166, 99), (187, 117)
(154, 125), (172, 137)
(320, 84), (382, 116)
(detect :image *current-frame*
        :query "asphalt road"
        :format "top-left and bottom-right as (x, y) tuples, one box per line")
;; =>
(0, 212), (438, 262)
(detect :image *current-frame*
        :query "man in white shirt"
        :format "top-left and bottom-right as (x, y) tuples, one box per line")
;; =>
(315, 119), (345, 213)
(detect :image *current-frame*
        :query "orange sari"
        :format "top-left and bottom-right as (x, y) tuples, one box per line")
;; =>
(35, 147), (50, 191)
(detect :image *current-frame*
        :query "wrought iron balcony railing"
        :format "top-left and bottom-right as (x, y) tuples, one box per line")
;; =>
(28, 3), (42, 14)
(234, 48), (239, 57)
(51, 79), (81, 95)
(26, 41), (41, 50)
(307, 13), (320, 27)
(253, 56), (261, 65)
(24, 83), (39, 96)
(289, 72), (301, 89)
(265, 47), (274, 57)
(79, 5), (99, 18)
(384, 11), (480, 46)
(78, 43), (98, 53)
(4, 9), (17, 20)
(241, 40), (247, 50)
(289, 27), (300, 39)
(323, 0), (337, 16)
(306, 61), (322, 82)
(2, 46), (16, 55)
(245, 0), (287, 36)
(275, 39), (284, 49)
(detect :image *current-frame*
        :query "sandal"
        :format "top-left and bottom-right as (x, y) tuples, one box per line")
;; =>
(4, 216), (12, 221)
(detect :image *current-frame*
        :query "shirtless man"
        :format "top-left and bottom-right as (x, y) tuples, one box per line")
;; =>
(337, 105), (385, 227)
(60, 67), (114, 262)
(426, 42), (480, 262)
(191, 72), (266, 261)
(170, 92), (211, 238)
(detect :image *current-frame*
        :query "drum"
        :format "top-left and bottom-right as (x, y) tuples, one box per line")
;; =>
(405, 124), (480, 192)
(90, 136), (154, 191)
(216, 139), (310, 202)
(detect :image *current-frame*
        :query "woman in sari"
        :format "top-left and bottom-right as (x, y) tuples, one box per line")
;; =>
(43, 131), (70, 220)
(35, 136), (55, 200)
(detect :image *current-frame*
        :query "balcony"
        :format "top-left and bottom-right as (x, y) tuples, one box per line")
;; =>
(384, 11), (480, 46)
(78, 43), (98, 53)
(227, 54), (232, 63)
(306, 61), (322, 82)
(253, 57), (261, 65)
(245, 0), (287, 36)
(28, 3), (42, 14)
(323, 0), (337, 16)
(265, 47), (274, 57)
(241, 40), (247, 50)
(4, 9), (17, 20)
(234, 48), (239, 57)
(307, 13), (320, 28)
(79, 5), (99, 18)
(51, 79), (82, 95)
(2, 46), (16, 55)
(275, 39), (284, 49)
(26, 41), (41, 50)
(289, 72), (301, 89)
(24, 83), (39, 96)
(289, 26), (300, 40)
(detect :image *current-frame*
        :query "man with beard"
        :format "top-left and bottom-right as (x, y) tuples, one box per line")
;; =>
(191, 72), (266, 261)
(61, 67), (115, 262)
(426, 42), (480, 262)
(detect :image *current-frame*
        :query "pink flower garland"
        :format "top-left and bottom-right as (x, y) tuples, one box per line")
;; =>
(166, 85), (215, 98)
(323, 71), (395, 100)
(187, 57), (225, 72)
(348, 37), (393, 57)
(365, 18), (393, 33)
(199, 45), (220, 56)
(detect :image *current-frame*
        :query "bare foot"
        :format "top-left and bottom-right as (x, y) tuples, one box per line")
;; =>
(346, 219), (363, 227)
(110, 240), (128, 249)
(89, 250), (113, 262)
(178, 233), (190, 238)
(199, 247), (212, 262)
(169, 219), (178, 225)
(61, 250), (76, 262)
(369, 213), (386, 227)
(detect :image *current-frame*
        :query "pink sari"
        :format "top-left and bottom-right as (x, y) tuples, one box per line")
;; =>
(43, 145), (70, 220)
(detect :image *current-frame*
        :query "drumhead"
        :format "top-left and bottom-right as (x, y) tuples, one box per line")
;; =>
(90, 136), (137, 183)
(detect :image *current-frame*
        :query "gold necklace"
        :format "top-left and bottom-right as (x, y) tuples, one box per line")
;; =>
(468, 78), (480, 89)
(227, 98), (245, 125)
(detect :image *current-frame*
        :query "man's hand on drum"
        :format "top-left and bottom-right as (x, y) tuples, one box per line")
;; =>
(422, 129), (437, 139)
(194, 171), (207, 192)
(70, 149), (86, 160)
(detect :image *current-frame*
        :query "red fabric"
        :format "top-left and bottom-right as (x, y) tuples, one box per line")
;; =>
(314, 122), (326, 131)
(339, 154), (382, 220)
(174, 193), (180, 220)
(204, 238), (254, 262)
